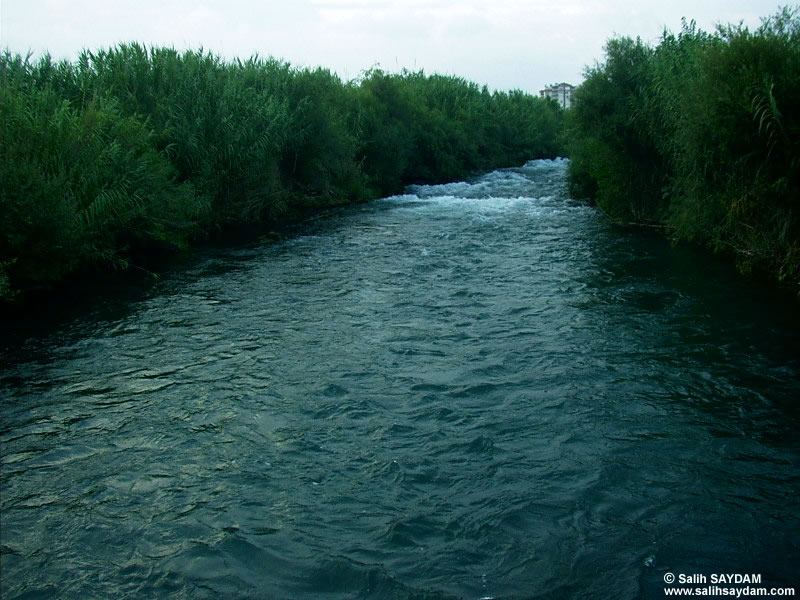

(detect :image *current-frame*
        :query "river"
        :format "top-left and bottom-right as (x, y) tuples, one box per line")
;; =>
(1, 159), (798, 599)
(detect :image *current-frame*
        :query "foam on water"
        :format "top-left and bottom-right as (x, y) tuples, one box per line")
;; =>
(403, 158), (569, 202)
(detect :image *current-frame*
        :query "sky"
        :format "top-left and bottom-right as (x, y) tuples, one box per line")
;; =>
(0, 0), (789, 94)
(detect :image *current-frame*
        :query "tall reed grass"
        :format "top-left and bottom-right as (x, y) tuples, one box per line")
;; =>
(0, 45), (563, 301)
(566, 7), (800, 291)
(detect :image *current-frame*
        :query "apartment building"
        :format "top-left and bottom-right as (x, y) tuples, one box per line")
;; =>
(539, 82), (575, 109)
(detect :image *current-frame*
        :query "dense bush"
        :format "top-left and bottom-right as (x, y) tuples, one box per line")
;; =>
(0, 45), (563, 302)
(0, 63), (203, 298)
(566, 7), (800, 290)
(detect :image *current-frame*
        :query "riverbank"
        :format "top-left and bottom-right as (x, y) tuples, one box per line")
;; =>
(0, 45), (564, 305)
(565, 7), (800, 296)
(0, 211), (315, 348)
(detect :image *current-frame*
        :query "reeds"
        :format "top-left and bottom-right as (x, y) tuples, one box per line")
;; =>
(0, 46), (563, 301)
(566, 7), (800, 290)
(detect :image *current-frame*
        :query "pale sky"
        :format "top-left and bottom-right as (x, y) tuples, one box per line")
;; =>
(0, 0), (788, 94)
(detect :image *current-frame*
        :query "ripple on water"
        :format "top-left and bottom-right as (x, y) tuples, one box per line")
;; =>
(2, 159), (800, 599)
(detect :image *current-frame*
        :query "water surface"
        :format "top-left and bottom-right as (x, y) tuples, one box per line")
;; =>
(2, 159), (799, 599)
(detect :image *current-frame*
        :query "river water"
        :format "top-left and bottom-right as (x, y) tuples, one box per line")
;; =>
(1, 159), (799, 599)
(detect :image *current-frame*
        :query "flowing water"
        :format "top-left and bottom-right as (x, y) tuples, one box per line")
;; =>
(1, 159), (799, 599)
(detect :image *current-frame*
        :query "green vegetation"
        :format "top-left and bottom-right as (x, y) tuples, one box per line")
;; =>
(0, 45), (563, 302)
(566, 7), (800, 292)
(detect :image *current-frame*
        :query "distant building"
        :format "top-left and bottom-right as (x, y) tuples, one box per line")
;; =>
(539, 83), (575, 109)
